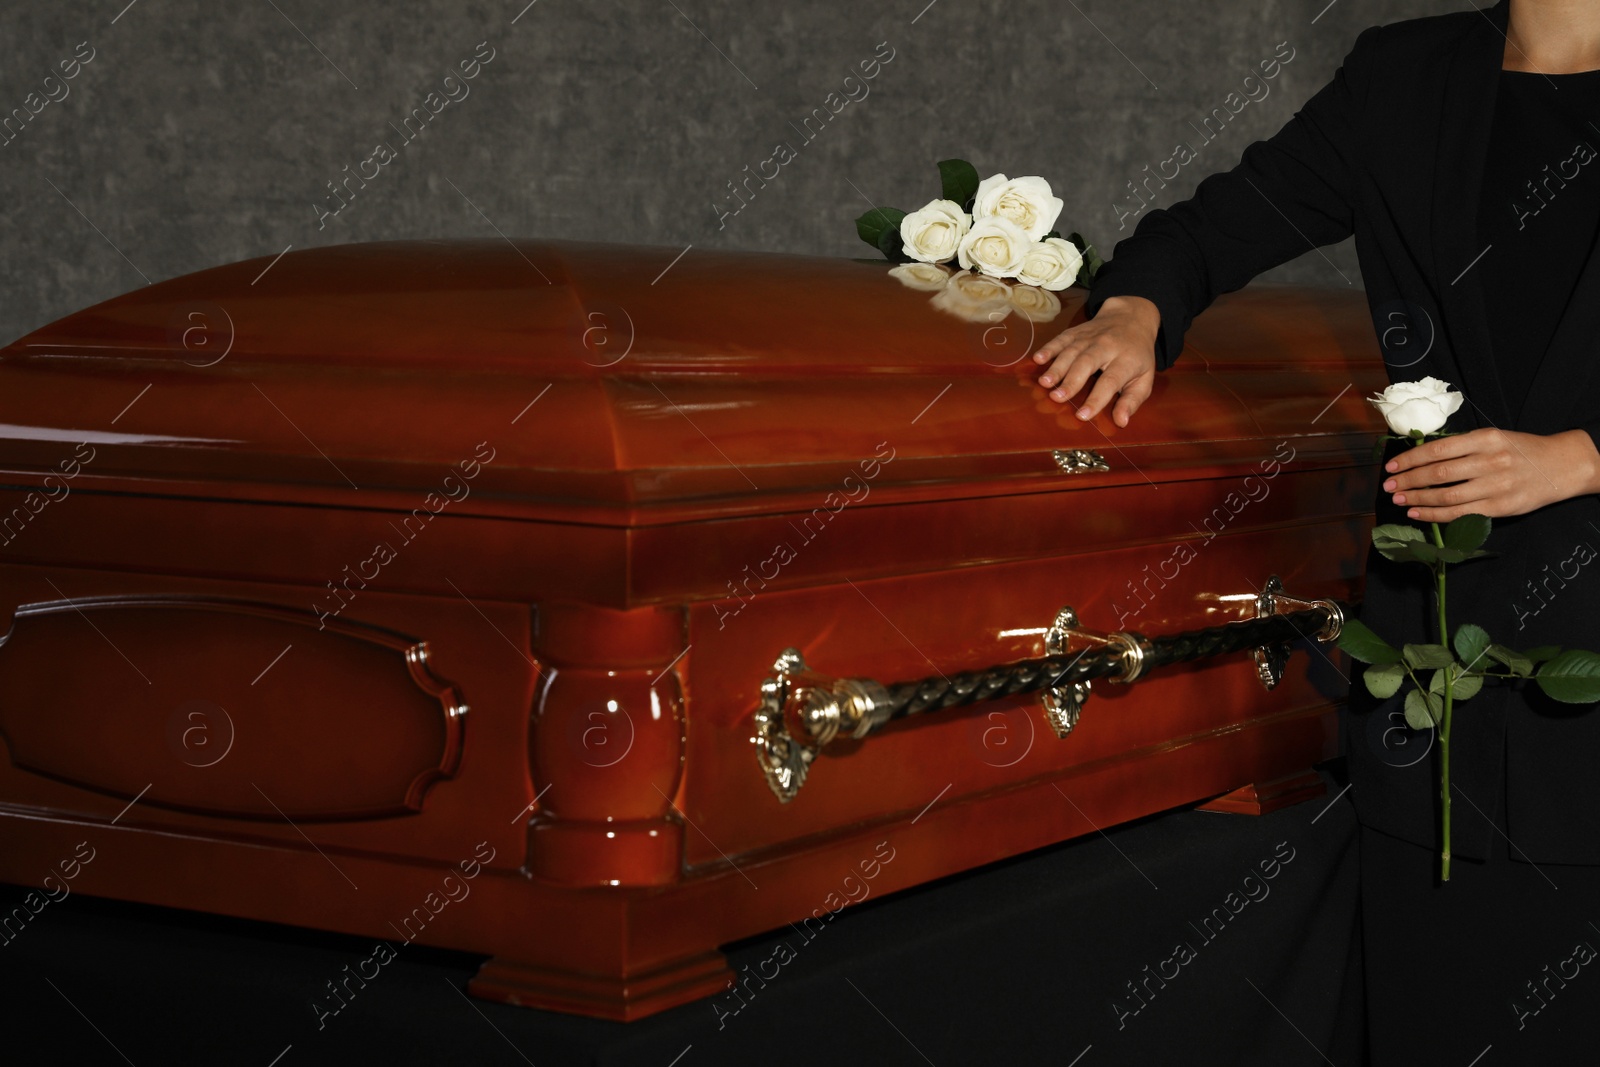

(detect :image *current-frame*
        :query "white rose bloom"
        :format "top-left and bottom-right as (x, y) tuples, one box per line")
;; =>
(972, 174), (1065, 241)
(930, 271), (1012, 322)
(1008, 283), (1062, 322)
(888, 262), (954, 291)
(957, 216), (1032, 279)
(899, 199), (971, 264)
(1367, 377), (1465, 435)
(1015, 238), (1084, 291)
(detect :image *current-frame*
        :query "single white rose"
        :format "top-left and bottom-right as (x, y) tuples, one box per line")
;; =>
(1015, 237), (1084, 291)
(972, 174), (1065, 241)
(888, 262), (954, 291)
(930, 271), (1012, 322)
(1007, 283), (1062, 322)
(957, 216), (1032, 278)
(1368, 377), (1464, 435)
(899, 199), (971, 264)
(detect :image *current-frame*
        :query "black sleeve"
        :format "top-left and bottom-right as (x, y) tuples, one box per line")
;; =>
(1080, 25), (1384, 370)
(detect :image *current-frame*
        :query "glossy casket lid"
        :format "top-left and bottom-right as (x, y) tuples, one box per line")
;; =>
(0, 240), (1386, 524)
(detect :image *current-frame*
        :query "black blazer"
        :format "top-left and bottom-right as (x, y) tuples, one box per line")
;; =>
(1084, 0), (1600, 863)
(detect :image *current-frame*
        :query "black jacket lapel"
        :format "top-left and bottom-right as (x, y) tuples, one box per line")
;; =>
(1512, 172), (1600, 435)
(1430, 0), (1515, 432)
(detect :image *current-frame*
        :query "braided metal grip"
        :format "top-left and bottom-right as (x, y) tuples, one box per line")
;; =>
(751, 575), (1346, 802)
(882, 608), (1335, 721)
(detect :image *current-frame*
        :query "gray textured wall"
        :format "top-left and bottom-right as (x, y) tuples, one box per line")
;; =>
(1, 1), (1452, 346)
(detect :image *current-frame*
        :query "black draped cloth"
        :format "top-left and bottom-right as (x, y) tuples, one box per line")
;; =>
(0, 769), (1363, 1066)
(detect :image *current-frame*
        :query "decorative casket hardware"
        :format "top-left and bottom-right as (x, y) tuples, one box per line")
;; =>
(753, 574), (1345, 802)
(1052, 448), (1110, 474)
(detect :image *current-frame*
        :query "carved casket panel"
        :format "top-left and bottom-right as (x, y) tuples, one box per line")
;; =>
(0, 596), (462, 821)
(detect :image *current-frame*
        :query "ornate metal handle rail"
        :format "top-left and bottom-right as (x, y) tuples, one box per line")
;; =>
(753, 575), (1346, 802)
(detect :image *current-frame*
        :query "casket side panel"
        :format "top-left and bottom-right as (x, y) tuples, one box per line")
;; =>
(674, 466), (1373, 866)
(0, 597), (460, 820)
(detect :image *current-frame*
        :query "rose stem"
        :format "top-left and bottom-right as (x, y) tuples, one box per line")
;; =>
(1431, 519), (1453, 882)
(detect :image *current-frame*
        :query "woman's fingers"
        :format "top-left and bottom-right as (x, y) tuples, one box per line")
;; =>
(1386, 461), (1474, 495)
(1043, 346), (1105, 404)
(1032, 324), (1081, 367)
(1397, 483), (1503, 522)
(1404, 502), (1493, 522)
(1035, 327), (1087, 386)
(1078, 358), (1149, 423)
(1109, 369), (1155, 427)
(1385, 427), (1500, 474)
(1391, 480), (1477, 508)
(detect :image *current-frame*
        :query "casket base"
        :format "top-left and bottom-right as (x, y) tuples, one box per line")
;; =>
(469, 951), (732, 1022)
(1196, 770), (1327, 815)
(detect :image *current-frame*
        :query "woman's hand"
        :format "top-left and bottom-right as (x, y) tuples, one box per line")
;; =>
(1030, 295), (1160, 427)
(1383, 427), (1600, 521)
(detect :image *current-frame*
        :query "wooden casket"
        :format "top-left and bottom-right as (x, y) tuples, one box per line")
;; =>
(0, 240), (1385, 1020)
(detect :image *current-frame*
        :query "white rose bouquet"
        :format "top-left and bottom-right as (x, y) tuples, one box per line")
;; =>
(1337, 378), (1600, 881)
(854, 158), (1103, 290)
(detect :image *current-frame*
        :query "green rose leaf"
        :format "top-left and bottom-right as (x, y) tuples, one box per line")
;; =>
(855, 206), (907, 250)
(1372, 434), (1407, 461)
(1364, 661), (1407, 699)
(1486, 643), (1535, 677)
(1534, 649), (1600, 704)
(936, 159), (980, 211)
(1523, 645), (1562, 663)
(1372, 525), (1437, 564)
(1067, 232), (1105, 287)
(1374, 542), (1433, 564)
(1453, 623), (1491, 669)
(1404, 688), (1440, 730)
(1410, 542), (1449, 565)
(875, 220), (914, 263)
(1403, 643), (1456, 669)
(1429, 664), (1483, 701)
(1430, 546), (1496, 565)
(1453, 672), (1483, 701)
(1337, 617), (1403, 665)
(1442, 513), (1492, 553)
(1372, 524), (1424, 546)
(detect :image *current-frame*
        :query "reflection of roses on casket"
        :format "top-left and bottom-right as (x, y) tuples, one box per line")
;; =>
(1006, 280), (1063, 322)
(890, 262), (1062, 324)
(886, 262), (953, 292)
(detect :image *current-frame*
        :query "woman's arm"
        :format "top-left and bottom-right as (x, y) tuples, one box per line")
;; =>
(1034, 23), (1387, 423)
